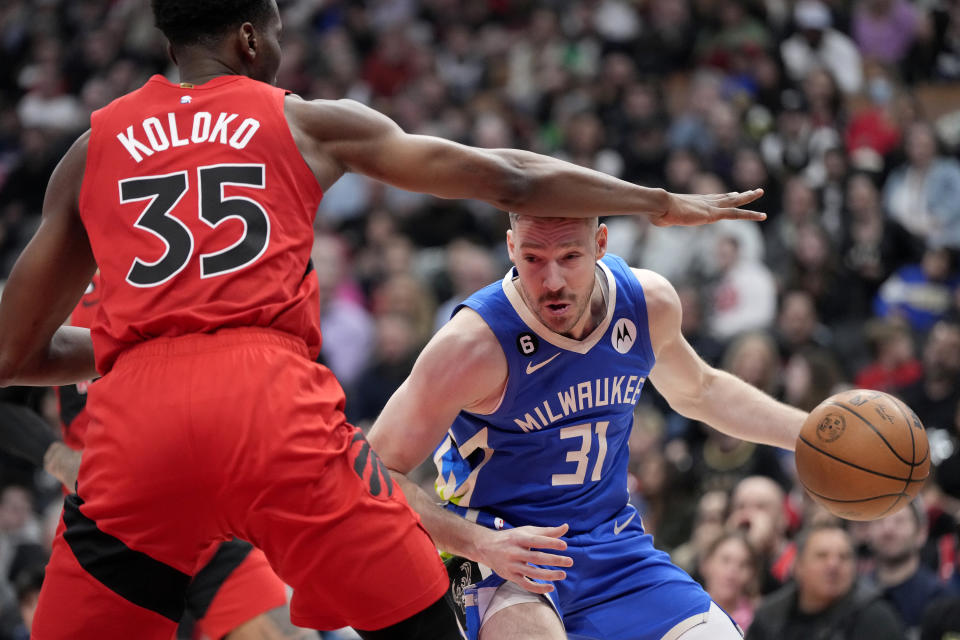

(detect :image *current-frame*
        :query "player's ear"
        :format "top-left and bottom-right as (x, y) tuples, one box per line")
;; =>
(596, 223), (608, 260)
(238, 22), (258, 61)
(506, 229), (517, 264)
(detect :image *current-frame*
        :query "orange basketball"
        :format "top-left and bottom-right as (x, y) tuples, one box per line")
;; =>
(795, 389), (929, 521)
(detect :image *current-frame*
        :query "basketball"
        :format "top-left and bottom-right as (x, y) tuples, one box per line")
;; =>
(795, 389), (929, 521)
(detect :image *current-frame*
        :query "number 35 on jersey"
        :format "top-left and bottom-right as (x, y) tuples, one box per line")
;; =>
(119, 163), (269, 287)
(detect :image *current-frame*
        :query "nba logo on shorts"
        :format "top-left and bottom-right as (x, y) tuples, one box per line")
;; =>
(494, 517), (504, 530)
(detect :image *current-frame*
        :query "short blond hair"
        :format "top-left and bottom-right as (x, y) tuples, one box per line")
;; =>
(508, 212), (599, 230)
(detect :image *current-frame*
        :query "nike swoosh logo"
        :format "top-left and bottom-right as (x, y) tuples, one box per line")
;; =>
(525, 353), (560, 374)
(613, 512), (636, 535)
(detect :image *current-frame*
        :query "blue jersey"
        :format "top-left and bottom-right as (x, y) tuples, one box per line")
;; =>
(434, 254), (655, 533)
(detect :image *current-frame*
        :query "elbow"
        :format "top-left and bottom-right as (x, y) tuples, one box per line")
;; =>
(0, 355), (22, 388)
(669, 367), (719, 421)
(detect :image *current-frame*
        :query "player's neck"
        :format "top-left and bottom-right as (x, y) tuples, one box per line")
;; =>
(568, 268), (607, 340)
(176, 55), (245, 87)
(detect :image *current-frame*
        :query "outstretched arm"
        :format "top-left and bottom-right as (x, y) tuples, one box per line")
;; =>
(0, 132), (98, 387)
(641, 269), (806, 450)
(288, 97), (765, 226)
(367, 308), (572, 594)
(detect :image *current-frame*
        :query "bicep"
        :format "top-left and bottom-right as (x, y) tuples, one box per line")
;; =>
(315, 100), (524, 207)
(637, 269), (712, 409)
(0, 133), (96, 372)
(368, 313), (505, 473)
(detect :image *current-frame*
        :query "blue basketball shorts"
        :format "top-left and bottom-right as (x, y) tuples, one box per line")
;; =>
(449, 503), (730, 640)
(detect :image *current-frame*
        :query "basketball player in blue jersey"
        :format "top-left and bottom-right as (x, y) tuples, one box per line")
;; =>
(367, 214), (809, 640)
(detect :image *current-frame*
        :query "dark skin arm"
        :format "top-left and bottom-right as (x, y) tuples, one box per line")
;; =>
(0, 79), (762, 388)
(0, 131), (97, 386)
(285, 97), (765, 226)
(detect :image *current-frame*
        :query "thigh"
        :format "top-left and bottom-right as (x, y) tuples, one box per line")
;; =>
(33, 511), (186, 640)
(480, 592), (565, 640)
(189, 541), (288, 640)
(242, 424), (448, 632)
(559, 517), (713, 640)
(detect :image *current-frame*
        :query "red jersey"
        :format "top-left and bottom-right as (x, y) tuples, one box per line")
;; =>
(80, 75), (323, 373)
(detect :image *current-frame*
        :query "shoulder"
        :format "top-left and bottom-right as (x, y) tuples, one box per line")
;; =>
(431, 307), (502, 364)
(421, 307), (507, 413)
(628, 268), (681, 342)
(284, 96), (397, 141)
(56, 130), (91, 195)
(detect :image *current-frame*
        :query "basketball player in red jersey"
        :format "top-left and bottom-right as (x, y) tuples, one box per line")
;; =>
(51, 272), (307, 640)
(0, 1), (764, 638)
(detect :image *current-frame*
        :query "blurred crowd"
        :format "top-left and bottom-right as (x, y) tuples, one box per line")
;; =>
(2, 0), (960, 638)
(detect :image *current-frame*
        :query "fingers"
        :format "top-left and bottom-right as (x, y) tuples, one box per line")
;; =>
(719, 188), (764, 205)
(521, 565), (567, 582)
(527, 550), (573, 568)
(522, 523), (569, 547)
(715, 207), (767, 221)
(514, 577), (556, 595)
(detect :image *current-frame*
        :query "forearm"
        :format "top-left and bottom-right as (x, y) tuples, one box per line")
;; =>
(489, 149), (669, 219)
(391, 470), (490, 559)
(683, 368), (807, 450)
(0, 326), (97, 387)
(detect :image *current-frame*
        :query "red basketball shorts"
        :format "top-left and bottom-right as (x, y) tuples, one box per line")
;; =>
(32, 328), (447, 638)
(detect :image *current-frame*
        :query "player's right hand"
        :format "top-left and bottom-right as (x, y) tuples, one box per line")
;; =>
(651, 189), (766, 227)
(474, 523), (573, 594)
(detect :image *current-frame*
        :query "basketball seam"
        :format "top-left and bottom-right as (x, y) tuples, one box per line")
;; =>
(887, 395), (919, 517)
(889, 396), (928, 466)
(796, 435), (929, 482)
(799, 473), (908, 520)
(799, 478), (910, 503)
(825, 401), (920, 466)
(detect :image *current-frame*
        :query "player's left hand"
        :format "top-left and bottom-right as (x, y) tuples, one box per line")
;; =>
(651, 189), (765, 227)
(473, 523), (573, 595)
(43, 441), (81, 490)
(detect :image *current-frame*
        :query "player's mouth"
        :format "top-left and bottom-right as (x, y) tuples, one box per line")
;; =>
(544, 302), (570, 316)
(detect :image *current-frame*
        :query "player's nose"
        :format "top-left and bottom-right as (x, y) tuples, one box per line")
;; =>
(542, 262), (565, 291)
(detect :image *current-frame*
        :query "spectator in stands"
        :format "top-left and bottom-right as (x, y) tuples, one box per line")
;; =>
(727, 476), (794, 595)
(433, 238), (499, 332)
(782, 347), (845, 412)
(747, 523), (904, 640)
(775, 289), (834, 363)
(346, 312), (421, 429)
(852, 0), (923, 67)
(699, 531), (762, 633)
(312, 233), (374, 389)
(866, 500), (957, 635)
(883, 122), (960, 250)
(901, 317), (960, 434)
(854, 318), (923, 392)
(708, 233), (777, 341)
(781, 0), (864, 94)
(840, 172), (919, 320)
(874, 246), (960, 333)
(921, 592), (960, 640)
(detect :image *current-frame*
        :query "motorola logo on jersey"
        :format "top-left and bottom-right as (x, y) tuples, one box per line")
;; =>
(611, 318), (637, 354)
